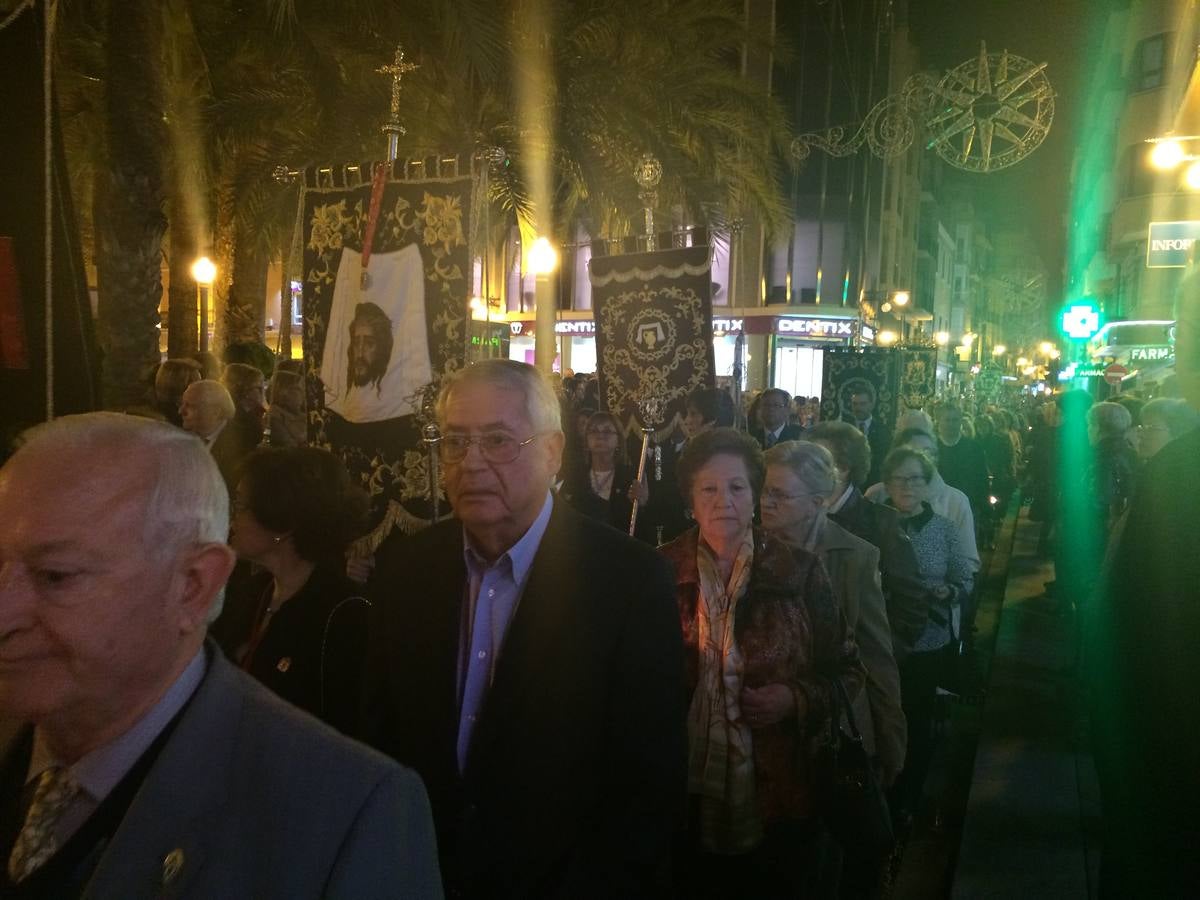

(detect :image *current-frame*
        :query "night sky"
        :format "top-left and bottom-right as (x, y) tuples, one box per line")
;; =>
(908, 0), (1100, 300)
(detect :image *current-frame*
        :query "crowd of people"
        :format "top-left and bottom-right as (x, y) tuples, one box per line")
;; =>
(2, 349), (1193, 898)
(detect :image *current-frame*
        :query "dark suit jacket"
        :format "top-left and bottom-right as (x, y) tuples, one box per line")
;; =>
(749, 422), (806, 450)
(208, 418), (259, 493)
(364, 499), (687, 897)
(1087, 428), (1200, 894)
(829, 486), (929, 660)
(0, 647), (441, 899)
(842, 416), (891, 486)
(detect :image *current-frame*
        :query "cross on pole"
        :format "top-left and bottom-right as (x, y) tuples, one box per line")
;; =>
(378, 45), (419, 162)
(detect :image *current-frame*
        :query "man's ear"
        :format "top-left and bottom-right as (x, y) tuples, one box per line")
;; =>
(176, 542), (237, 633)
(544, 429), (566, 474)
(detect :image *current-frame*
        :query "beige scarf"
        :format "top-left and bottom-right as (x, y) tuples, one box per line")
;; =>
(688, 531), (762, 853)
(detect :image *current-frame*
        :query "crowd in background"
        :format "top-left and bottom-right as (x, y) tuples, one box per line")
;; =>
(5, 348), (1197, 898)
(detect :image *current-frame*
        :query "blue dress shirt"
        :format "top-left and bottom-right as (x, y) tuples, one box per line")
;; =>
(457, 492), (554, 771)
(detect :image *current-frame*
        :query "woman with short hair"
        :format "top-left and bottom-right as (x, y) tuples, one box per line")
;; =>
(874, 446), (974, 825)
(659, 428), (862, 895)
(214, 446), (370, 733)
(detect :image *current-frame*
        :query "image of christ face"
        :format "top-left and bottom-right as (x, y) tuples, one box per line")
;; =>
(347, 302), (393, 393)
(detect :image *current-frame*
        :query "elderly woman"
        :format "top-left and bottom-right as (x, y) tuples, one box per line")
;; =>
(1087, 401), (1137, 532)
(213, 446), (369, 733)
(761, 441), (906, 787)
(659, 428), (862, 895)
(874, 447), (975, 824)
(267, 368), (307, 447)
(1136, 396), (1198, 460)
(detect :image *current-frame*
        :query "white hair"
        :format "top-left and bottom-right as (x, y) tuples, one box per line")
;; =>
(187, 379), (236, 420)
(764, 440), (837, 497)
(1088, 401), (1132, 437)
(14, 412), (231, 622)
(895, 408), (934, 436)
(1141, 397), (1199, 440)
(436, 359), (563, 433)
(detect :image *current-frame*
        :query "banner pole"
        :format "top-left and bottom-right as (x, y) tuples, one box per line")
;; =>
(629, 424), (652, 536)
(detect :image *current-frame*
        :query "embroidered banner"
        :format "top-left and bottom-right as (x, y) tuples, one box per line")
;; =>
(588, 245), (715, 439)
(301, 165), (471, 543)
(820, 347), (900, 430)
(897, 347), (938, 410)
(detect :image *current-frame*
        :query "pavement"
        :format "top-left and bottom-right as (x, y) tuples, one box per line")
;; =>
(948, 509), (1102, 899)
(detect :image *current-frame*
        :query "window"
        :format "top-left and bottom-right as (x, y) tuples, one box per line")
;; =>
(1132, 33), (1170, 91)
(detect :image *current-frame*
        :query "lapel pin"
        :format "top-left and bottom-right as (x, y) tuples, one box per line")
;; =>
(276, 657), (292, 673)
(162, 848), (185, 885)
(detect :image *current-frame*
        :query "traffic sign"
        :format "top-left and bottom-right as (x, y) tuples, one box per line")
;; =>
(1104, 363), (1129, 385)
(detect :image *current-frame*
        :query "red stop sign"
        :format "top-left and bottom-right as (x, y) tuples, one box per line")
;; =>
(1104, 363), (1129, 385)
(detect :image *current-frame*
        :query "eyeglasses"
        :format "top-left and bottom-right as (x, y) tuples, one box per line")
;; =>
(761, 488), (815, 504)
(1136, 424), (1168, 434)
(886, 475), (928, 488)
(439, 432), (540, 464)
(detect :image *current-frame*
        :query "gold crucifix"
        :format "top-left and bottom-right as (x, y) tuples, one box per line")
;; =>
(378, 45), (419, 147)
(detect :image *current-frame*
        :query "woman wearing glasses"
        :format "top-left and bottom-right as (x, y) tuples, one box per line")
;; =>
(875, 446), (974, 826)
(561, 410), (643, 536)
(659, 428), (861, 895)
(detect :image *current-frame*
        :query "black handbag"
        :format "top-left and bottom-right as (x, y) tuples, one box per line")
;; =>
(818, 678), (895, 859)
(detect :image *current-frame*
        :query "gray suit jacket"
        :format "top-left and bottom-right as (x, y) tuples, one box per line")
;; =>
(2, 647), (442, 899)
(815, 518), (907, 783)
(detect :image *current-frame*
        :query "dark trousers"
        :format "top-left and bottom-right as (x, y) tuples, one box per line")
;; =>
(676, 818), (826, 899)
(889, 647), (944, 818)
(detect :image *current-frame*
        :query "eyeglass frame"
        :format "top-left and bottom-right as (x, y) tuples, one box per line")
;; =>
(885, 474), (929, 488)
(438, 431), (544, 464)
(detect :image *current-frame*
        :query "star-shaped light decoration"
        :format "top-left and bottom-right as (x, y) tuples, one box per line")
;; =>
(925, 42), (1055, 173)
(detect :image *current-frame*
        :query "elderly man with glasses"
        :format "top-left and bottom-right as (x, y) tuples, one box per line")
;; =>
(364, 359), (686, 898)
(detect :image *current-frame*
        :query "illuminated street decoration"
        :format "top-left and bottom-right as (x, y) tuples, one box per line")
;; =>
(791, 42), (1054, 174)
(1060, 302), (1102, 340)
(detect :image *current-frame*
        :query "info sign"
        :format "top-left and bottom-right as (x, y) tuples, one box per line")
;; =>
(1147, 221), (1200, 268)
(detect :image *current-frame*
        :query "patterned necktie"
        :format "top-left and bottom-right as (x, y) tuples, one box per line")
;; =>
(8, 766), (81, 883)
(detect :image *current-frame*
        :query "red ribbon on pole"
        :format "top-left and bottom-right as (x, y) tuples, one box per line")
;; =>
(360, 161), (392, 289)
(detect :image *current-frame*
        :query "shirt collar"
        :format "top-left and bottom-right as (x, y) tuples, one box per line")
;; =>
(463, 491), (554, 589)
(828, 483), (855, 514)
(203, 419), (228, 447)
(28, 649), (208, 799)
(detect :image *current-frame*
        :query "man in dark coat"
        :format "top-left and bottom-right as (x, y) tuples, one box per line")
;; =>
(750, 388), (805, 449)
(364, 359), (687, 897)
(842, 389), (891, 487)
(935, 403), (989, 518)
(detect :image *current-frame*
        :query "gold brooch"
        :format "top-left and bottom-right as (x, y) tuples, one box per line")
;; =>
(276, 657), (292, 673)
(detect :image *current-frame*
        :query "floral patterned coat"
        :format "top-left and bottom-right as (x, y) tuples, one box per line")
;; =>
(659, 527), (865, 825)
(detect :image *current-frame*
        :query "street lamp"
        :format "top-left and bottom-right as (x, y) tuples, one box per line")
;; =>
(529, 236), (559, 374)
(992, 344), (1007, 356)
(934, 331), (950, 346)
(891, 290), (910, 342)
(1038, 340), (1054, 357)
(877, 329), (898, 346)
(1150, 138), (1186, 170)
(191, 256), (217, 353)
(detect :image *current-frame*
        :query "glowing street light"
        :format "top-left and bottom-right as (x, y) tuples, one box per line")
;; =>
(993, 344), (1008, 356)
(892, 290), (910, 307)
(1017, 356), (1030, 367)
(1038, 340), (1054, 356)
(191, 256), (217, 353)
(529, 236), (559, 373)
(934, 331), (950, 346)
(1150, 138), (1186, 171)
(877, 329), (898, 346)
(1185, 161), (1200, 190)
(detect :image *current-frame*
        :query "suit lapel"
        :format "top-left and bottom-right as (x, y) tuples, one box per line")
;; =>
(82, 647), (238, 900)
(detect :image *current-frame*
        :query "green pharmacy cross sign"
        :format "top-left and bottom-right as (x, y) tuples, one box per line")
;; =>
(1061, 303), (1102, 340)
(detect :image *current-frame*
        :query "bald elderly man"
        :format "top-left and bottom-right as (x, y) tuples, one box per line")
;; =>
(180, 379), (257, 491)
(0, 413), (440, 898)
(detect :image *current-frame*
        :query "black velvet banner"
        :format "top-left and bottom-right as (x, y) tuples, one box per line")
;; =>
(300, 166), (471, 542)
(820, 346), (900, 429)
(588, 245), (715, 439)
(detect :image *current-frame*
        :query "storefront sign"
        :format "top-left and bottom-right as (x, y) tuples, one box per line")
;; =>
(1129, 345), (1174, 362)
(509, 320), (596, 337)
(509, 313), (856, 340)
(1147, 221), (1200, 268)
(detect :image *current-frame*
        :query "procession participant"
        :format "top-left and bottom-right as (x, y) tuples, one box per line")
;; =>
(364, 359), (686, 897)
(749, 388), (804, 449)
(659, 428), (862, 897)
(873, 447), (974, 827)
(809, 421), (929, 660)
(214, 446), (369, 735)
(0, 413), (440, 898)
(180, 379), (254, 494)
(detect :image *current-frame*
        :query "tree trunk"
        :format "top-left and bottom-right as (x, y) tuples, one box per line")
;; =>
(166, 196), (198, 356)
(94, 0), (166, 409)
(226, 212), (268, 345)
